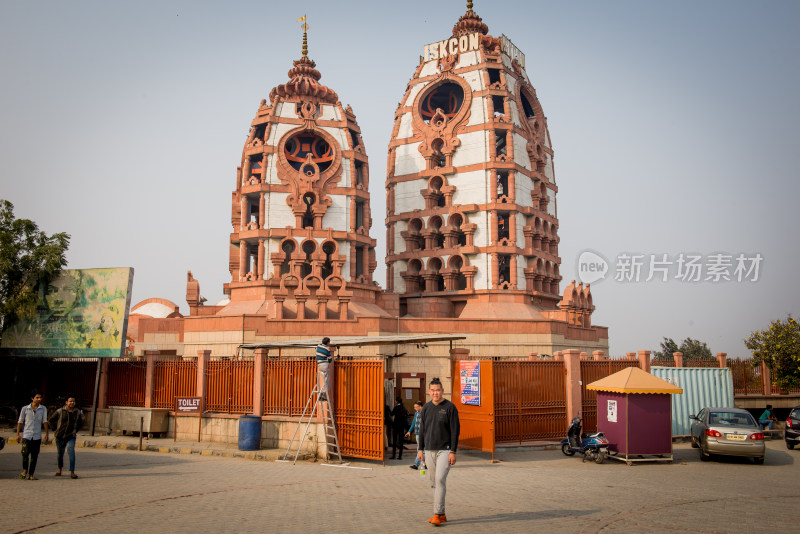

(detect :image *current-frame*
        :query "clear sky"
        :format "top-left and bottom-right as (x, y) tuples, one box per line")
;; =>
(2, 1), (798, 357)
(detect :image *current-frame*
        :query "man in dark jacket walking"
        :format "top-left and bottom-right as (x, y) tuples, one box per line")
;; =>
(49, 396), (84, 479)
(390, 398), (408, 460)
(417, 377), (459, 526)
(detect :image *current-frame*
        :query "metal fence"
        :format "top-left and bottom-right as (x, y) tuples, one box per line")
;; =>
(206, 360), (254, 414)
(107, 360), (147, 407)
(332, 360), (384, 461)
(153, 360), (197, 409)
(263, 359), (316, 416)
(494, 361), (567, 442)
(580, 359), (642, 432)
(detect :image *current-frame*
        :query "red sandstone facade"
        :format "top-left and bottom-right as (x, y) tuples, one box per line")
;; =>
(131, 4), (608, 377)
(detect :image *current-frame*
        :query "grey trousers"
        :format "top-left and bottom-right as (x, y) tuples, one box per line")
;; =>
(317, 361), (330, 395)
(424, 450), (452, 515)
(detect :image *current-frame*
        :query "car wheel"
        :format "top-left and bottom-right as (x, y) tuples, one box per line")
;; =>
(690, 436), (698, 449)
(753, 457), (764, 465)
(561, 443), (575, 456)
(787, 440), (795, 450)
(699, 445), (710, 462)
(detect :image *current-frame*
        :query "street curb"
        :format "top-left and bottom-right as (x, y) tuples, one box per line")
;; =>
(2, 435), (288, 462)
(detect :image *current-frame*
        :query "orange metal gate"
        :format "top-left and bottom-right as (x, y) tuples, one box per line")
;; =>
(332, 360), (384, 461)
(153, 360), (197, 409)
(107, 360), (147, 407)
(263, 359), (316, 416)
(206, 360), (254, 414)
(580, 360), (641, 432)
(452, 360), (495, 453)
(494, 360), (566, 442)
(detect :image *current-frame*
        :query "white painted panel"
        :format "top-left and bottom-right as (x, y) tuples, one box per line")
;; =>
(340, 241), (351, 282)
(267, 122), (298, 147)
(394, 220), (408, 253)
(513, 132), (532, 170)
(278, 102), (297, 118)
(450, 169), (490, 206)
(515, 255), (525, 288)
(515, 171), (534, 208)
(264, 154), (281, 185)
(395, 178), (426, 213)
(420, 61), (439, 77)
(456, 50), (480, 68)
(324, 193), (349, 232)
(267, 193), (293, 228)
(341, 158), (351, 188)
(452, 130), (490, 168)
(461, 70), (483, 92)
(508, 96), (522, 128)
(467, 95), (488, 126)
(506, 76), (516, 94)
(319, 104), (340, 121)
(469, 211), (491, 248)
(544, 153), (555, 183)
(515, 213), (526, 248)
(394, 142), (425, 176)
(394, 262), (406, 293)
(397, 112), (414, 139)
(547, 188), (556, 218)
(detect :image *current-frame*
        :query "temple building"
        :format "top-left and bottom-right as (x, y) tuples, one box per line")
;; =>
(130, 3), (609, 387)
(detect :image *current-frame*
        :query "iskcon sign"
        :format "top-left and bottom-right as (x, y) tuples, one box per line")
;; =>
(421, 32), (525, 70)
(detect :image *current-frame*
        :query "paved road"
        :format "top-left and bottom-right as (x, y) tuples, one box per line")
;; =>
(1, 439), (797, 533)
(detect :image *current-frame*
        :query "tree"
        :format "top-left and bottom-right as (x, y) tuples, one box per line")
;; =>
(0, 199), (70, 340)
(653, 337), (679, 360)
(653, 337), (714, 360)
(745, 316), (800, 391)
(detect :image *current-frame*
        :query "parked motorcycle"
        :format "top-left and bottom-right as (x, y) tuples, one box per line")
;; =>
(560, 417), (609, 464)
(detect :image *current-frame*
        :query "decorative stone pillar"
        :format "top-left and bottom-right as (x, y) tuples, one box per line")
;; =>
(295, 294), (308, 320)
(672, 352), (684, 368)
(196, 350), (210, 400)
(637, 350), (651, 373)
(449, 347), (470, 360)
(273, 296), (285, 319)
(338, 296), (350, 320)
(239, 240), (247, 281)
(144, 350), (159, 408)
(580, 352), (588, 360)
(253, 348), (267, 417)
(592, 350), (605, 361)
(527, 352), (538, 361)
(507, 171), (516, 203)
(317, 296), (328, 320)
(259, 193), (266, 229)
(562, 349), (582, 423)
(240, 196), (248, 230)
(257, 239), (265, 280)
(491, 253), (499, 288)
(509, 256), (517, 288)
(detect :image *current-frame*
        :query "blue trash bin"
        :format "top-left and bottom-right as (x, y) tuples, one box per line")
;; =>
(238, 415), (262, 451)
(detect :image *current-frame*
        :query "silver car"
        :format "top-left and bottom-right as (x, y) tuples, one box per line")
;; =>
(689, 407), (766, 464)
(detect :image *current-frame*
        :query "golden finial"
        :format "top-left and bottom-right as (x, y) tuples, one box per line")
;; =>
(297, 15), (309, 58)
(467, 1), (474, 12)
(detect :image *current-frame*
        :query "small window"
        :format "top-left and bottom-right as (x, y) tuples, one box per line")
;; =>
(349, 128), (360, 149)
(355, 201), (364, 229)
(355, 246), (364, 277)
(521, 93), (536, 119)
(488, 69), (501, 85)
(495, 131), (507, 156)
(355, 160), (364, 185)
(492, 95), (505, 117)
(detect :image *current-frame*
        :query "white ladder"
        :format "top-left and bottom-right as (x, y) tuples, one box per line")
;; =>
(279, 384), (343, 465)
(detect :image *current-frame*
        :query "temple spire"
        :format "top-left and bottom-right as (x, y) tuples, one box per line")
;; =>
(297, 15), (309, 59)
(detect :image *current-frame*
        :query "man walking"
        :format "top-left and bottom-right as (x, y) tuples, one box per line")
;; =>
(49, 395), (84, 479)
(16, 389), (49, 480)
(406, 400), (423, 469)
(390, 398), (408, 460)
(316, 337), (333, 401)
(417, 378), (459, 526)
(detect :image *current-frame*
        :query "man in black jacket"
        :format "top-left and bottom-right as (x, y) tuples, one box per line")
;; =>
(417, 378), (459, 526)
(48, 396), (84, 479)
(390, 398), (408, 460)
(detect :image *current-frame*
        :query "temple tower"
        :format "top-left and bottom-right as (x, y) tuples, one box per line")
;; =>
(385, 2), (562, 318)
(224, 26), (379, 320)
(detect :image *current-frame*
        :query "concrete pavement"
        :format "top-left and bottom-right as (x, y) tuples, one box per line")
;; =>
(1, 433), (798, 533)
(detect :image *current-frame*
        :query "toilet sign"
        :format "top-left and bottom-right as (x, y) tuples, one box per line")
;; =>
(177, 397), (202, 413)
(175, 397), (203, 442)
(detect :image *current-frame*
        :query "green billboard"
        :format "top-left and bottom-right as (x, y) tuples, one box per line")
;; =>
(0, 267), (134, 358)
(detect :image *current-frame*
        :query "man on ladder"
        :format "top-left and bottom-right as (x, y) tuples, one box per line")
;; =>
(316, 337), (333, 401)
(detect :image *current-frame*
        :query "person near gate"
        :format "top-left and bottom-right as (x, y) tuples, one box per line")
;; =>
(49, 395), (85, 479)
(405, 400), (424, 469)
(315, 337), (334, 401)
(417, 377), (460, 526)
(759, 404), (778, 430)
(16, 389), (49, 480)
(390, 398), (408, 460)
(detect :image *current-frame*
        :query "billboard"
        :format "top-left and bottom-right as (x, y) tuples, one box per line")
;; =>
(0, 267), (134, 358)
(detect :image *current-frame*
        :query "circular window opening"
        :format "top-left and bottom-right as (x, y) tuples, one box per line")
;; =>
(420, 82), (464, 124)
(284, 132), (334, 173)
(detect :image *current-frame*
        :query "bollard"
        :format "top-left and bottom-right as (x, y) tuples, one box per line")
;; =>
(139, 417), (144, 451)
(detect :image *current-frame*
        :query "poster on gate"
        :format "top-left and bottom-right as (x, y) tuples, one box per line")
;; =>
(459, 361), (480, 406)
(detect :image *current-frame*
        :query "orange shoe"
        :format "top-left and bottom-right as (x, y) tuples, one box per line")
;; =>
(428, 514), (445, 526)
(439, 514), (447, 523)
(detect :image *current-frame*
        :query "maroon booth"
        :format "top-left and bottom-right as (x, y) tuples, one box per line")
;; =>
(587, 367), (683, 465)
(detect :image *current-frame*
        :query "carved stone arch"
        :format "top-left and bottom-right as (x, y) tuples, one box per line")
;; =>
(412, 75), (473, 166)
(421, 174), (451, 208)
